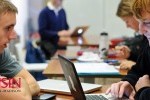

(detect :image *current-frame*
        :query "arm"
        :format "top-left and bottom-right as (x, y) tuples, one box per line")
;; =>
(128, 50), (139, 62)
(15, 68), (40, 96)
(0, 49), (40, 97)
(63, 9), (69, 30)
(106, 37), (148, 99)
(127, 35), (143, 62)
(0, 77), (31, 100)
(135, 75), (150, 100)
(135, 87), (150, 100)
(121, 36), (147, 86)
(119, 60), (136, 70)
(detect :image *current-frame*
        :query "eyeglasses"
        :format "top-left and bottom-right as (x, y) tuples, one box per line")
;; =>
(138, 20), (150, 28)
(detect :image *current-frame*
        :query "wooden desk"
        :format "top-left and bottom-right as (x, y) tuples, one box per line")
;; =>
(41, 85), (109, 100)
(68, 35), (99, 46)
(43, 59), (128, 78)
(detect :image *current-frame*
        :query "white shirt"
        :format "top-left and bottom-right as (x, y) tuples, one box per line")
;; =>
(47, 2), (62, 16)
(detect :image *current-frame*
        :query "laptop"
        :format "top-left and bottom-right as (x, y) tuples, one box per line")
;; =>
(58, 55), (129, 100)
(38, 79), (102, 95)
(71, 26), (89, 37)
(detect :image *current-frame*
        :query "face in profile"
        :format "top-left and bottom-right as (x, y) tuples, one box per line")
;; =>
(0, 13), (17, 53)
(138, 11), (150, 35)
(51, 0), (63, 8)
(121, 16), (139, 32)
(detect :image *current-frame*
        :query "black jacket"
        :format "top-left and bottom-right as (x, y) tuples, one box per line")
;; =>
(122, 35), (143, 62)
(135, 87), (150, 100)
(122, 36), (150, 100)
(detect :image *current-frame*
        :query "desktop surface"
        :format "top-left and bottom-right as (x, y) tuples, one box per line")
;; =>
(43, 59), (128, 78)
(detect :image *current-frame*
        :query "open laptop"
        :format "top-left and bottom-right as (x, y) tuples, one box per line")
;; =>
(71, 26), (89, 37)
(58, 55), (129, 100)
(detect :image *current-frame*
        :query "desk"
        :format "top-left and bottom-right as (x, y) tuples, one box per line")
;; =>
(41, 85), (109, 100)
(68, 35), (99, 46)
(43, 59), (128, 78)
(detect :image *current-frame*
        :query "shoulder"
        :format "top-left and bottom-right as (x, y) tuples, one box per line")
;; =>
(0, 48), (10, 59)
(40, 7), (53, 14)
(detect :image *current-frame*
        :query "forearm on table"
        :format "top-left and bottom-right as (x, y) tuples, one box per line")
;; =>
(0, 77), (31, 100)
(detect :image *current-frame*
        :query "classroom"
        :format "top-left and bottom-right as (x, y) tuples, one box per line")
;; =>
(0, 0), (150, 99)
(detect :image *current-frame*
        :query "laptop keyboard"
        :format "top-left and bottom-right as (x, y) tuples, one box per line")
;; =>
(86, 95), (108, 100)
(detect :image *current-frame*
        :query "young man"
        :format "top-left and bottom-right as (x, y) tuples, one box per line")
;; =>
(38, 0), (71, 59)
(0, 0), (40, 99)
(106, 0), (150, 99)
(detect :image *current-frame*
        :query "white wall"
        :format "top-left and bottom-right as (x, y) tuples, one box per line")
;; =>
(28, 0), (45, 31)
(10, 0), (29, 48)
(10, 0), (135, 48)
(63, 0), (134, 39)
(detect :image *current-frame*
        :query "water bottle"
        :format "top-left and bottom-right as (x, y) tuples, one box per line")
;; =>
(99, 32), (109, 59)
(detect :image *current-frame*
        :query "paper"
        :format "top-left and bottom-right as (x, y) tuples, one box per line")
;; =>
(74, 63), (119, 74)
(77, 52), (103, 62)
(23, 63), (48, 71)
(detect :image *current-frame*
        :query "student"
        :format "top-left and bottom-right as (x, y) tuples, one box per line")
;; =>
(38, 0), (71, 59)
(115, 0), (143, 69)
(0, 0), (40, 99)
(106, 0), (150, 99)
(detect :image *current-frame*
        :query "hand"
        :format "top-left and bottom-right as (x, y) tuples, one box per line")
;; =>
(58, 30), (71, 37)
(106, 81), (135, 99)
(136, 75), (150, 91)
(115, 46), (131, 59)
(58, 37), (71, 46)
(120, 60), (136, 70)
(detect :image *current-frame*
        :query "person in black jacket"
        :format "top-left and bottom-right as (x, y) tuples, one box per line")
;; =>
(115, 0), (143, 70)
(106, 0), (150, 99)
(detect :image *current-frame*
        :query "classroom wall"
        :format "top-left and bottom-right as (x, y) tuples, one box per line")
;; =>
(10, 0), (135, 48)
(10, 0), (29, 48)
(63, 0), (134, 39)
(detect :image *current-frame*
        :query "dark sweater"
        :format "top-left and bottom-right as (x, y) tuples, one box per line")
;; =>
(120, 35), (143, 62)
(38, 7), (69, 48)
(135, 87), (150, 100)
(121, 36), (150, 99)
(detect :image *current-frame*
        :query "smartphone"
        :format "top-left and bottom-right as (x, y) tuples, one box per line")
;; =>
(32, 93), (56, 100)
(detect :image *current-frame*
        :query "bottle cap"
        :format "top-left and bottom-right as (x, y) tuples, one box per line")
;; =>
(100, 32), (108, 36)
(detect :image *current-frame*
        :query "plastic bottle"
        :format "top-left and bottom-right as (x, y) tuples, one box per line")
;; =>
(99, 32), (109, 59)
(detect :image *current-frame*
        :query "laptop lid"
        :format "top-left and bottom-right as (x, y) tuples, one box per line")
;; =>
(71, 26), (89, 37)
(58, 55), (86, 100)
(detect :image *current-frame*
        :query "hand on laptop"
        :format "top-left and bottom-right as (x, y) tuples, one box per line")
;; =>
(106, 81), (135, 99)
(135, 75), (150, 91)
(58, 30), (71, 37)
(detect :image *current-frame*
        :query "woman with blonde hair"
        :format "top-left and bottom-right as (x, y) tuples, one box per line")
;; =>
(106, 0), (150, 99)
(115, 0), (143, 70)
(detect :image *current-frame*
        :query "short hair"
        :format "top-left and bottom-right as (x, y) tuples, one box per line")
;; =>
(0, 0), (18, 16)
(116, 0), (135, 17)
(132, 0), (150, 19)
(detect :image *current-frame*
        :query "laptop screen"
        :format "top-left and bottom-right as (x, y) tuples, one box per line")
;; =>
(58, 55), (86, 100)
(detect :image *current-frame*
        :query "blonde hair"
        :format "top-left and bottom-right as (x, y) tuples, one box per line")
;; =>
(0, 0), (18, 16)
(132, 0), (150, 19)
(117, 0), (134, 17)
